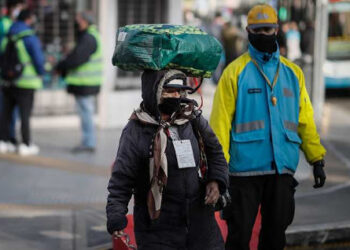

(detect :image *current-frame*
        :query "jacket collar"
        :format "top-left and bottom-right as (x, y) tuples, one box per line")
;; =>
(248, 42), (280, 64)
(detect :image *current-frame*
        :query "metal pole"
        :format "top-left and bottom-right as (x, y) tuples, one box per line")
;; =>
(312, 0), (328, 124)
(168, 0), (184, 24)
(97, 0), (117, 128)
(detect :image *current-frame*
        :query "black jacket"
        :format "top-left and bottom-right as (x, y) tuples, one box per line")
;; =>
(56, 29), (100, 96)
(106, 70), (228, 248)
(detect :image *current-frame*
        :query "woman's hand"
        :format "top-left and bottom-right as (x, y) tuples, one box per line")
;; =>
(205, 181), (220, 205)
(113, 230), (125, 237)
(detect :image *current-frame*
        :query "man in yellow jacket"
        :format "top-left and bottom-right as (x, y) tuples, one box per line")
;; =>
(210, 4), (326, 250)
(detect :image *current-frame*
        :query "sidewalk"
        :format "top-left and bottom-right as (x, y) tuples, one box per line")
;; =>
(286, 99), (350, 248)
(0, 128), (120, 250)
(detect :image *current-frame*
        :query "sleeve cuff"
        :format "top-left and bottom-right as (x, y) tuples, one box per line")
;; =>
(207, 178), (227, 194)
(107, 215), (128, 235)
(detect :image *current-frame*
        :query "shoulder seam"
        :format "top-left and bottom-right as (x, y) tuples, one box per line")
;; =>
(280, 56), (304, 91)
(280, 56), (302, 77)
(224, 52), (251, 77)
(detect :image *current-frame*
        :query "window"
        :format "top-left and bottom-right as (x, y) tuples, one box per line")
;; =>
(1, 0), (99, 116)
(116, 0), (169, 84)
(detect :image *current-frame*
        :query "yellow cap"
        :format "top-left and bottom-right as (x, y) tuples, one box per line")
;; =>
(247, 4), (278, 29)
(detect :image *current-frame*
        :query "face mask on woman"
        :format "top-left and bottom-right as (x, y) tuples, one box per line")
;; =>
(158, 97), (181, 115)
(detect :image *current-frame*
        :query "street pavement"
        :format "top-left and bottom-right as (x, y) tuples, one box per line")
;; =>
(0, 85), (350, 249)
(286, 96), (350, 249)
(0, 128), (120, 250)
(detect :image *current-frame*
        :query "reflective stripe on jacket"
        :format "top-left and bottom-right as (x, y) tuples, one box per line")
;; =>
(1, 29), (42, 89)
(65, 25), (102, 86)
(210, 43), (326, 176)
(0, 17), (12, 53)
(0, 17), (12, 38)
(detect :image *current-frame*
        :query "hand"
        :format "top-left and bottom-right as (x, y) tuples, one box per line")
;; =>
(113, 230), (124, 237)
(205, 181), (220, 205)
(313, 160), (326, 188)
(53, 69), (60, 76)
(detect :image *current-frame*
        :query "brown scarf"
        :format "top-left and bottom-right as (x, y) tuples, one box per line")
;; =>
(130, 103), (195, 220)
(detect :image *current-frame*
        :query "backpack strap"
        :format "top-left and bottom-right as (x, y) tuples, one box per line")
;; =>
(9, 29), (35, 42)
(190, 110), (208, 180)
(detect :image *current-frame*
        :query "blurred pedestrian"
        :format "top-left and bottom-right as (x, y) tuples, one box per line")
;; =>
(210, 11), (225, 40)
(0, 9), (44, 156)
(209, 11), (226, 84)
(277, 22), (287, 57)
(106, 70), (228, 250)
(0, 0), (25, 152)
(301, 20), (315, 60)
(286, 21), (302, 61)
(221, 21), (243, 67)
(210, 4), (326, 250)
(55, 12), (102, 153)
(0, 0), (24, 44)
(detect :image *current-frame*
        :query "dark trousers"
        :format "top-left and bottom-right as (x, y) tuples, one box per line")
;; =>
(224, 174), (298, 250)
(0, 89), (17, 142)
(0, 87), (34, 145)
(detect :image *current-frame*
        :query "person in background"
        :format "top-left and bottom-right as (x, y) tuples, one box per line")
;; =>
(0, 0), (24, 44)
(210, 4), (326, 249)
(209, 11), (225, 84)
(0, 9), (44, 156)
(221, 20), (244, 67)
(55, 11), (102, 153)
(0, 0), (25, 152)
(277, 22), (287, 57)
(300, 20), (315, 61)
(286, 21), (302, 61)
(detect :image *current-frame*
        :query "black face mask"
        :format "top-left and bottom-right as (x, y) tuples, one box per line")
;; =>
(158, 98), (181, 115)
(248, 32), (277, 54)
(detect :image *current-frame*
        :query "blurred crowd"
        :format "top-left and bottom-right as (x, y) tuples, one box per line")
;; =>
(0, 1), (318, 158)
(0, 0), (102, 156)
(184, 8), (316, 84)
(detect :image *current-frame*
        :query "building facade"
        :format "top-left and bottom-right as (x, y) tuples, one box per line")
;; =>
(0, 0), (183, 127)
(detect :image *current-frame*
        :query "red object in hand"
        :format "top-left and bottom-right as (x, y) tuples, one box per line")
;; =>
(113, 215), (137, 250)
(113, 234), (136, 250)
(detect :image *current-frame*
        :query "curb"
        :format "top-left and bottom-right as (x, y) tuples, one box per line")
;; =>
(286, 221), (350, 247)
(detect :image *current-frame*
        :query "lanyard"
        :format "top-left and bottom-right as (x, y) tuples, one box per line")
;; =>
(251, 58), (280, 106)
(251, 58), (280, 90)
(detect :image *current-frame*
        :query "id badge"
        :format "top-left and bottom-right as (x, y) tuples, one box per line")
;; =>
(173, 140), (196, 169)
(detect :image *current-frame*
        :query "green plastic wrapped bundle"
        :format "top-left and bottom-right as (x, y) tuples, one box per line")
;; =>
(112, 24), (223, 78)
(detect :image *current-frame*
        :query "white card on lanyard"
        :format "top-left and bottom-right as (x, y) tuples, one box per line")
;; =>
(173, 140), (196, 169)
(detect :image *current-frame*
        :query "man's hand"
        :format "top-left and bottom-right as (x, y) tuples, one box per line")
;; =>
(53, 69), (61, 76)
(205, 181), (220, 205)
(313, 160), (326, 188)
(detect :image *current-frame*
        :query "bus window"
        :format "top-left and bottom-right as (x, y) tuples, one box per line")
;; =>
(325, 1), (350, 89)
